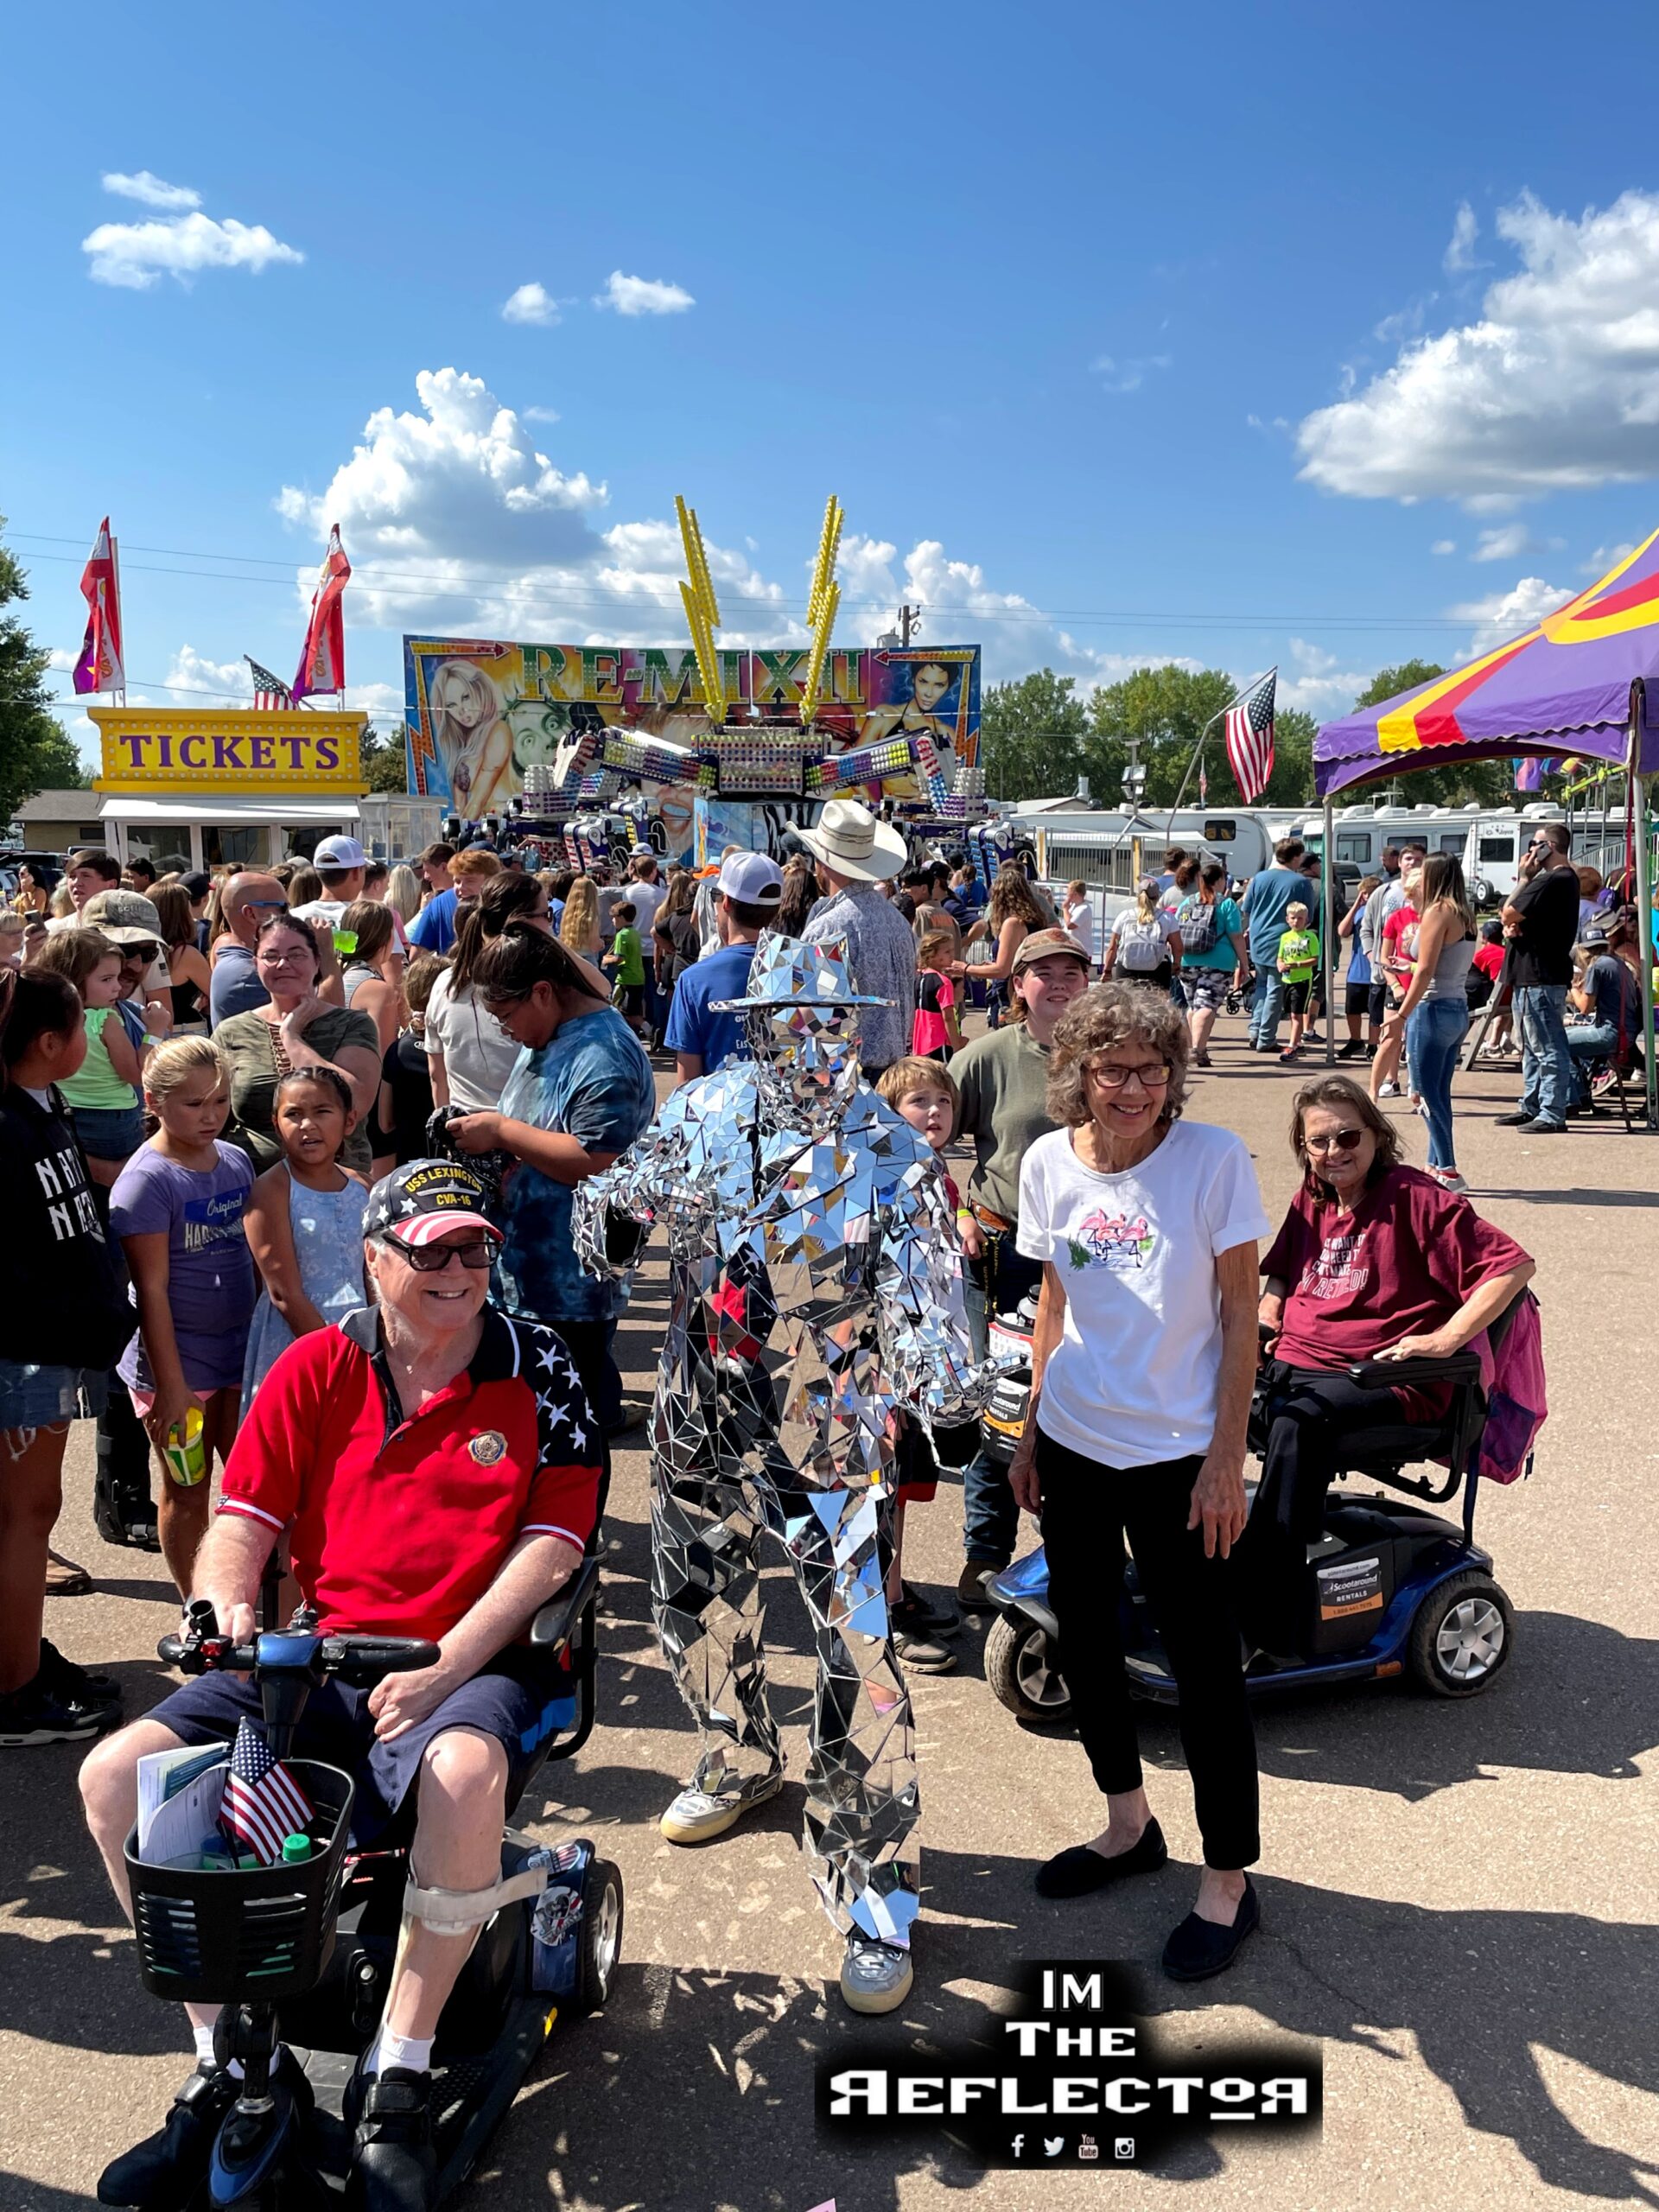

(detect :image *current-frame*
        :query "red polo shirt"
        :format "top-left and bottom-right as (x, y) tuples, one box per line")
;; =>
(220, 1306), (601, 1642)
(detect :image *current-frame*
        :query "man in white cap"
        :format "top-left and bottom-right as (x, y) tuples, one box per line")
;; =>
(798, 798), (916, 1075)
(290, 832), (368, 935)
(664, 851), (784, 1084)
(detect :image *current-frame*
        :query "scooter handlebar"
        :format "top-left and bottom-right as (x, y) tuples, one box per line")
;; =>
(157, 1629), (442, 1681)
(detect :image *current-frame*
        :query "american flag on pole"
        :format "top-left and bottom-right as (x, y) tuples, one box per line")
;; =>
(1223, 669), (1277, 803)
(218, 1718), (314, 1866)
(245, 658), (296, 711)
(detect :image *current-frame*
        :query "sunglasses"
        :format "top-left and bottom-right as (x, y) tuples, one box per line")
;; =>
(1303, 1127), (1365, 1154)
(383, 1235), (496, 1272)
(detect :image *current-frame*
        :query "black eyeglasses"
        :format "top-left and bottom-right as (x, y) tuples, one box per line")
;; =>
(1303, 1127), (1365, 1154)
(383, 1236), (495, 1272)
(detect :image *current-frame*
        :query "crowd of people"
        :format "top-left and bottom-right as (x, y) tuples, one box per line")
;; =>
(0, 792), (1580, 2202)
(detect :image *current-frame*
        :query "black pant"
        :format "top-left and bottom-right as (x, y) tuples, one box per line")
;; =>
(1038, 1428), (1259, 1870)
(1236, 1367), (1408, 1648)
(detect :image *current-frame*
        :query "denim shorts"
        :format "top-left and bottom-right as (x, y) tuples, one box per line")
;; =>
(0, 1361), (109, 1433)
(70, 1103), (146, 1161)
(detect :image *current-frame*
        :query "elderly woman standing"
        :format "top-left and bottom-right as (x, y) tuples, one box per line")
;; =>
(1007, 982), (1270, 1980)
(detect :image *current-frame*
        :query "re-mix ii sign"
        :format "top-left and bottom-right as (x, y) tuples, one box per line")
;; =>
(91, 709), (368, 791)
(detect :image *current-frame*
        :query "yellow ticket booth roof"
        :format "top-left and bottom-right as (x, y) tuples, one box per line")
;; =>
(91, 708), (368, 793)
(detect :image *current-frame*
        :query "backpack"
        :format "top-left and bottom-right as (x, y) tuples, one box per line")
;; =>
(1116, 912), (1168, 972)
(1177, 895), (1219, 955)
(1475, 1290), (1548, 1484)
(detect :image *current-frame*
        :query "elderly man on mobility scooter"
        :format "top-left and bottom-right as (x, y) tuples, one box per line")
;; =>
(79, 1160), (601, 2212)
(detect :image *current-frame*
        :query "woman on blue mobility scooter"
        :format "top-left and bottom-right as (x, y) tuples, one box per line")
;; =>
(1242, 1075), (1534, 1656)
(79, 1160), (603, 2212)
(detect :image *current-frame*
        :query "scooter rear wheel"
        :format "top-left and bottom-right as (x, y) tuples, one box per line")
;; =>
(1408, 1572), (1513, 1697)
(985, 1615), (1074, 1726)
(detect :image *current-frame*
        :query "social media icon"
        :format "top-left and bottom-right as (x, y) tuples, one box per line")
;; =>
(1078, 2135), (1100, 2161)
(1009, 2136), (1026, 2158)
(1115, 2137), (1135, 2160)
(1043, 2138), (1065, 2158)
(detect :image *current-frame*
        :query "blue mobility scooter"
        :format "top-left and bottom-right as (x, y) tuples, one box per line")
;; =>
(982, 1298), (1523, 1726)
(110, 1556), (622, 2209)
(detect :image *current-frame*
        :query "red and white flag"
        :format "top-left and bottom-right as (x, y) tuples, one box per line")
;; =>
(1223, 668), (1276, 803)
(72, 518), (125, 696)
(292, 524), (351, 702)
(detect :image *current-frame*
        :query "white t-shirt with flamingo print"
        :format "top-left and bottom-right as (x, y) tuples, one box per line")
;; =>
(1016, 1120), (1270, 1465)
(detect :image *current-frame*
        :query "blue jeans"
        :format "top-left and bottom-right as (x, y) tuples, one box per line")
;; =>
(962, 1232), (1044, 1567)
(1249, 965), (1285, 1046)
(1514, 984), (1573, 1126)
(1407, 996), (1468, 1169)
(1567, 1020), (1618, 1105)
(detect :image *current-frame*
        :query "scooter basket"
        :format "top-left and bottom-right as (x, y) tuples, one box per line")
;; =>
(124, 1761), (355, 2004)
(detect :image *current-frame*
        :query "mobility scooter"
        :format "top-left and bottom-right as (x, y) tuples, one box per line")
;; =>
(982, 1296), (1527, 1727)
(109, 1556), (622, 2209)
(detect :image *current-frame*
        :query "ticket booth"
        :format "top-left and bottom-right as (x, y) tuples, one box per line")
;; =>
(90, 708), (369, 868)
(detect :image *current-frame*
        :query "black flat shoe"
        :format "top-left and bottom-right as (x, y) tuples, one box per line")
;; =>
(352, 2065), (436, 2212)
(99, 2063), (238, 2207)
(1161, 1876), (1260, 1981)
(1035, 1819), (1167, 1898)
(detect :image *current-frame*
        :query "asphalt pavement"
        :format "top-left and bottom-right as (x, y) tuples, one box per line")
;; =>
(2, 1019), (1656, 2212)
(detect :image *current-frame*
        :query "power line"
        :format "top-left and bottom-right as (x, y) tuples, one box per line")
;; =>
(9, 530), (1484, 632)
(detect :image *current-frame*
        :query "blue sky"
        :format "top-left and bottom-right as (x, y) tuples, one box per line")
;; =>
(10, 0), (1659, 768)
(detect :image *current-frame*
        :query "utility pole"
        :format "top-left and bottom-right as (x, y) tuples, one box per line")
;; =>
(898, 602), (921, 647)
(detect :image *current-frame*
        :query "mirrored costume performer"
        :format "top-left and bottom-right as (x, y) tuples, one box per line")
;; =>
(573, 934), (990, 2013)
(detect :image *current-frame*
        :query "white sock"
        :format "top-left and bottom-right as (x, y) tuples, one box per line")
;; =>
(365, 2026), (433, 2077)
(190, 2020), (243, 2078)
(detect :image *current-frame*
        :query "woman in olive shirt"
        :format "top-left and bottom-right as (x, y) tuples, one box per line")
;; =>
(214, 914), (380, 1173)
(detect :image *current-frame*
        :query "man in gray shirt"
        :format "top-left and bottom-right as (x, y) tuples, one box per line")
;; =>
(798, 799), (916, 1073)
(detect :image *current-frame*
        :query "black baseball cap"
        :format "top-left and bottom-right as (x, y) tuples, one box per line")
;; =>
(364, 1160), (502, 1246)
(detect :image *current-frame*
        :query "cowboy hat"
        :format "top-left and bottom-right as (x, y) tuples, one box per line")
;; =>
(796, 798), (907, 883)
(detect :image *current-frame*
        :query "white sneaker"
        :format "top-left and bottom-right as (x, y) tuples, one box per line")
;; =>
(840, 1936), (914, 2015)
(1428, 1168), (1469, 1193)
(658, 1769), (784, 1845)
(1376, 1082), (1401, 1098)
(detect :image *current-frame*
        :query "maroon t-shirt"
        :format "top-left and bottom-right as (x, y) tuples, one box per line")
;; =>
(1263, 1166), (1529, 1417)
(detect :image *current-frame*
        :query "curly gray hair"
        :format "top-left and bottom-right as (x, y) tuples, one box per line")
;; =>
(1046, 982), (1192, 1128)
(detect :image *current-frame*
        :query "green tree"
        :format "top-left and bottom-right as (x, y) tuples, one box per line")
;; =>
(360, 721), (410, 794)
(978, 668), (1089, 802)
(0, 518), (87, 818)
(1081, 664), (1319, 810)
(1349, 662), (1514, 806)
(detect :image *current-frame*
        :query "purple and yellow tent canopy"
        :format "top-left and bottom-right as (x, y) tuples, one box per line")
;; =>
(1315, 528), (1659, 797)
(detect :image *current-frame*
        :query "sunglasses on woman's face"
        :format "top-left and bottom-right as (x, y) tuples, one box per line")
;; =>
(1304, 1127), (1364, 1154)
(384, 1236), (495, 1272)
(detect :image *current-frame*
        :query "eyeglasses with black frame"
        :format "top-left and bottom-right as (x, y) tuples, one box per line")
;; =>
(378, 1235), (496, 1272)
(1085, 1058), (1173, 1092)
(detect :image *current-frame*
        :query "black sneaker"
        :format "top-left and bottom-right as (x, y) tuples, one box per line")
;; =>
(1494, 1111), (1537, 1127)
(1336, 1040), (1365, 1060)
(0, 1669), (119, 1746)
(98, 2062), (238, 2207)
(40, 1637), (121, 1709)
(352, 2066), (437, 2212)
(893, 1626), (957, 1675)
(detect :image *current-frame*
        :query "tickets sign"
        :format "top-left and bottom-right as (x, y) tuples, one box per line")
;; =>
(91, 708), (368, 793)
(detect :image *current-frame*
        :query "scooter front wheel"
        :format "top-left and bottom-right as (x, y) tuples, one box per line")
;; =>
(573, 1859), (625, 2013)
(985, 1615), (1074, 1726)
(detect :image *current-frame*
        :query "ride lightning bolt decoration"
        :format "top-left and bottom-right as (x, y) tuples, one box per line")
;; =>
(574, 935), (1001, 1953)
(799, 495), (845, 728)
(676, 495), (728, 729)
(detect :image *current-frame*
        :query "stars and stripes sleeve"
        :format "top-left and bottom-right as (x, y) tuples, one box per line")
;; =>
(519, 1323), (602, 1556)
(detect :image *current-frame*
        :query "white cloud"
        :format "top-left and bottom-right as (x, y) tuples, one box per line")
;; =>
(1444, 200), (1482, 273)
(1276, 639), (1378, 721)
(522, 404), (560, 423)
(1581, 539), (1637, 575)
(1449, 575), (1573, 654)
(1431, 538), (1457, 555)
(594, 270), (695, 316)
(162, 645), (253, 702)
(83, 208), (303, 289)
(1090, 353), (1171, 395)
(101, 169), (200, 211)
(1299, 188), (1659, 502)
(1472, 523), (1532, 563)
(501, 282), (558, 327)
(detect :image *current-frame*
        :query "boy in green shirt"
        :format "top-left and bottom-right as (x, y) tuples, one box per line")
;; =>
(1275, 902), (1320, 1061)
(603, 900), (651, 1039)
